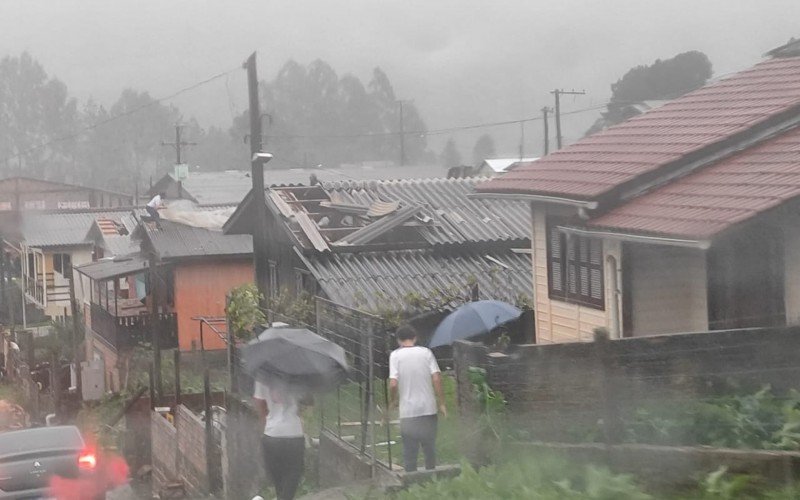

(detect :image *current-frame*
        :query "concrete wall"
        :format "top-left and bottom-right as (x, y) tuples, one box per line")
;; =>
(454, 326), (800, 443)
(173, 259), (254, 351)
(318, 430), (373, 489)
(532, 209), (621, 344)
(627, 244), (708, 336)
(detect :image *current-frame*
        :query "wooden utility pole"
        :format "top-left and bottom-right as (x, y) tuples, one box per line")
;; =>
(551, 89), (586, 150)
(244, 52), (271, 303)
(541, 107), (551, 155)
(149, 256), (162, 403)
(161, 124), (196, 165)
(68, 275), (82, 399)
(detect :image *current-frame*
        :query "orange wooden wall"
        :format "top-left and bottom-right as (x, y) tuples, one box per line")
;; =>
(173, 259), (254, 351)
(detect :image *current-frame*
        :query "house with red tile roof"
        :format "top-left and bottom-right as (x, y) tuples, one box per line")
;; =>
(477, 39), (800, 342)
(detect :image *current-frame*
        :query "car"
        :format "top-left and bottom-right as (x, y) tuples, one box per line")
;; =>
(0, 425), (105, 499)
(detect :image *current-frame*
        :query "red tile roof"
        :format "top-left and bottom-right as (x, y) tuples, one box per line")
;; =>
(477, 56), (800, 200)
(587, 124), (800, 240)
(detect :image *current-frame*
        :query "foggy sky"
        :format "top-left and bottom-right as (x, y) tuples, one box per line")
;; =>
(3, 0), (800, 161)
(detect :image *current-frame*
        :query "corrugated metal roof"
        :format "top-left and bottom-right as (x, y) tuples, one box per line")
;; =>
(301, 248), (533, 312)
(144, 219), (252, 260)
(177, 171), (254, 206)
(75, 254), (149, 281)
(478, 56), (800, 200)
(321, 177), (530, 246)
(92, 212), (141, 256)
(587, 123), (800, 240)
(170, 164), (454, 206)
(19, 209), (136, 248)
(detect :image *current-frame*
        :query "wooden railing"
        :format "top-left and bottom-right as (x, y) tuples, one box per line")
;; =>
(90, 303), (178, 351)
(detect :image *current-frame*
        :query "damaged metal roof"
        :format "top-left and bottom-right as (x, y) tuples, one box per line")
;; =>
(269, 177), (530, 250)
(300, 248), (533, 312)
(17, 209), (138, 248)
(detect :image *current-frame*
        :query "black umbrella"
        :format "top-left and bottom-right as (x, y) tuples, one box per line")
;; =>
(243, 327), (349, 391)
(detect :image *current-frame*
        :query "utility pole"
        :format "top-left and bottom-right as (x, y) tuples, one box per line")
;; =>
(542, 107), (551, 155)
(551, 89), (586, 150)
(518, 122), (525, 160)
(161, 124), (196, 165)
(245, 52), (271, 304)
(397, 100), (406, 166)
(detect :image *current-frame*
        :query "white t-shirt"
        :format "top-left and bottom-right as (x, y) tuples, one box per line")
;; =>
(389, 345), (441, 419)
(147, 195), (162, 208)
(253, 381), (304, 438)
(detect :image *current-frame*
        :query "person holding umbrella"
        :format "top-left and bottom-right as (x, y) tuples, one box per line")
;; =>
(388, 324), (447, 473)
(253, 378), (306, 500)
(245, 326), (348, 500)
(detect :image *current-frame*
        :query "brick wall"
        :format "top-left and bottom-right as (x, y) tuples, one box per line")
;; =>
(150, 411), (177, 491)
(149, 405), (214, 497)
(176, 405), (209, 497)
(454, 326), (800, 442)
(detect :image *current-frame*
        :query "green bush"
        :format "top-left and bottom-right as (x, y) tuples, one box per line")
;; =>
(394, 456), (650, 500)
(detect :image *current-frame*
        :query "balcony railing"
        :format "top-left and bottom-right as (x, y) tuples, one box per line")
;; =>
(23, 273), (71, 306)
(90, 302), (178, 351)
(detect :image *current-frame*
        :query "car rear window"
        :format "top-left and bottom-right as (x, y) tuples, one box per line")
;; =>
(0, 426), (84, 457)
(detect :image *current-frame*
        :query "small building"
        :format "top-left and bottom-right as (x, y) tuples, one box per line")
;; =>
(225, 177), (533, 321)
(476, 46), (800, 342)
(4, 208), (138, 320)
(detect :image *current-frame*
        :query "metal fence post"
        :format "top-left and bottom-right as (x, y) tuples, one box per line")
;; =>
(367, 321), (376, 473)
(226, 294), (237, 395)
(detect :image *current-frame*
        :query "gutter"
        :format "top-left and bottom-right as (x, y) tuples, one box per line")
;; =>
(468, 191), (598, 210)
(557, 225), (711, 250)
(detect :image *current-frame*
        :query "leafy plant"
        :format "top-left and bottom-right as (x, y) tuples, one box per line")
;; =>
(226, 283), (266, 341)
(698, 466), (752, 500)
(267, 289), (315, 327)
(394, 457), (650, 500)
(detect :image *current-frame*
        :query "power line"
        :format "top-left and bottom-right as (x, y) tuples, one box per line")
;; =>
(0, 65), (241, 167)
(264, 103), (609, 140)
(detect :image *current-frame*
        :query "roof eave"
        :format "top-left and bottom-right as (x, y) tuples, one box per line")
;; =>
(559, 225), (711, 250)
(468, 191), (598, 210)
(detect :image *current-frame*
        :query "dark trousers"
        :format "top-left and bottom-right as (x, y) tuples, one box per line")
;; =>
(400, 414), (437, 472)
(261, 435), (305, 500)
(146, 205), (160, 221)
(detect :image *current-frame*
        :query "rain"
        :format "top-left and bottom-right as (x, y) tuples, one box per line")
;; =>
(0, 2), (799, 499)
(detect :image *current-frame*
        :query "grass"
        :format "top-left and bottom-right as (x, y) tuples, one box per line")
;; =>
(0, 382), (24, 406)
(304, 373), (463, 469)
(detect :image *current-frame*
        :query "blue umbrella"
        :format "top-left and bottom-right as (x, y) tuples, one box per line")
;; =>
(429, 300), (522, 348)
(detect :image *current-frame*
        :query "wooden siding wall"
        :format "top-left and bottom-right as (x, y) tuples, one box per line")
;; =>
(784, 218), (800, 325)
(627, 244), (708, 336)
(532, 209), (620, 343)
(173, 259), (254, 351)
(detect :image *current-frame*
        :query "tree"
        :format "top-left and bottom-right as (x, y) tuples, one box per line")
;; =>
(472, 134), (496, 166)
(83, 89), (179, 193)
(611, 51), (712, 104)
(0, 52), (79, 179)
(440, 138), (462, 167)
(256, 60), (431, 168)
(587, 51), (713, 136)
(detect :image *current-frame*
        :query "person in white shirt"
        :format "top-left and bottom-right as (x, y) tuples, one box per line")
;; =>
(146, 192), (166, 226)
(389, 324), (446, 472)
(253, 379), (305, 500)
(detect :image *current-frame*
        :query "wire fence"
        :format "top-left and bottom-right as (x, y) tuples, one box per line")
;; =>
(227, 296), (396, 470)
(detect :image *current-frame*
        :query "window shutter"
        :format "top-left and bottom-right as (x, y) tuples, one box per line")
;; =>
(547, 222), (565, 297)
(567, 236), (577, 295)
(589, 239), (603, 302)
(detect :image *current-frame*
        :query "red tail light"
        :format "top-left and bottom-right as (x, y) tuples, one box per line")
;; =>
(78, 451), (97, 471)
